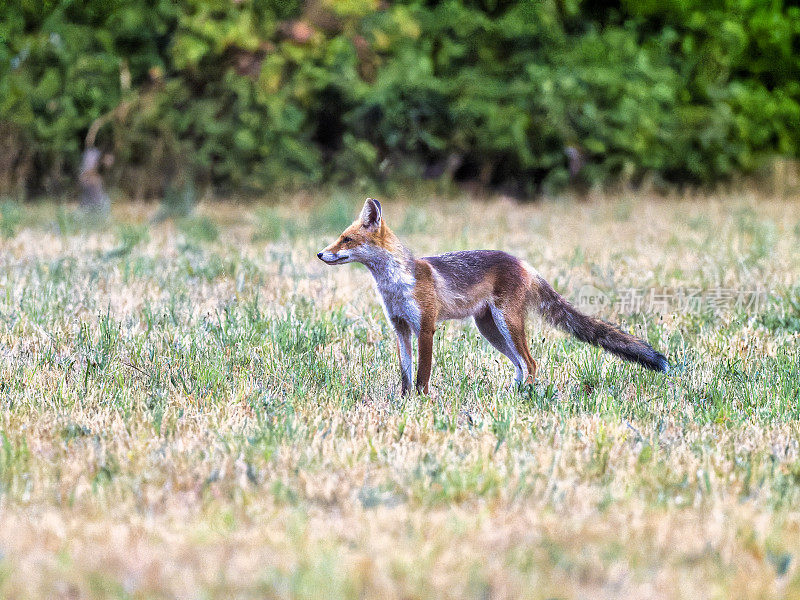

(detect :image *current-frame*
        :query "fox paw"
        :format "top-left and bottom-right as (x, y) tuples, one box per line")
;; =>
(509, 379), (533, 393)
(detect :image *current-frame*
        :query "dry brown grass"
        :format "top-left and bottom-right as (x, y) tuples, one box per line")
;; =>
(0, 191), (798, 599)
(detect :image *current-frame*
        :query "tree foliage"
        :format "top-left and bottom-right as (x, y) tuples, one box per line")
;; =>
(1, 0), (798, 197)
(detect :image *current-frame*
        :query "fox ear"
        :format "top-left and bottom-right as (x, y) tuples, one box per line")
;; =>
(360, 197), (382, 229)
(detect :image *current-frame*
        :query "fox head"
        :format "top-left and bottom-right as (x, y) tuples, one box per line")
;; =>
(317, 198), (389, 265)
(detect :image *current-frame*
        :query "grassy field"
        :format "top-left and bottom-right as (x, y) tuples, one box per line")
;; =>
(0, 191), (799, 599)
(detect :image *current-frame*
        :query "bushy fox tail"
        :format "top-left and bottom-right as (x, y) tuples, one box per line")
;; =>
(528, 276), (670, 373)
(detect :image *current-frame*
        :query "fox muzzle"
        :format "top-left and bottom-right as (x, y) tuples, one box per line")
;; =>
(317, 250), (351, 265)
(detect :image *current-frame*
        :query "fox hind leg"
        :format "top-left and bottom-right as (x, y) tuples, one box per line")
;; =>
(475, 308), (525, 384)
(504, 311), (537, 385)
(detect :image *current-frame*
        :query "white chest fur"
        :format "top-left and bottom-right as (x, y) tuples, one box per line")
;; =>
(367, 256), (421, 335)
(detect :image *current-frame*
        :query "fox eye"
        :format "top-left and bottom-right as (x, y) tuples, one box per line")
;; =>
(341, 236), (353, 243)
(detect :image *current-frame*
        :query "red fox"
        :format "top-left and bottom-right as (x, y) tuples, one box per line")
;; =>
(318, 198), (669, 395)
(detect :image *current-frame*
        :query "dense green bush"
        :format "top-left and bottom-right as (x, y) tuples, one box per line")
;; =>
(1, 0), (798, 197)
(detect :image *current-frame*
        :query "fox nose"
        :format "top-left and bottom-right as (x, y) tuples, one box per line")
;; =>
(317, 252), (323, 259)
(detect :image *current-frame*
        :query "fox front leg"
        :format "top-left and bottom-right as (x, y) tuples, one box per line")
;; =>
(393, 319), (413, 396)
(412, 265), (438, 396)
(415, 325), (434, 395)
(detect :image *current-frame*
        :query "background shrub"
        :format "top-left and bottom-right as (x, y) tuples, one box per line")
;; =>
(1, 0), (798, 198)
